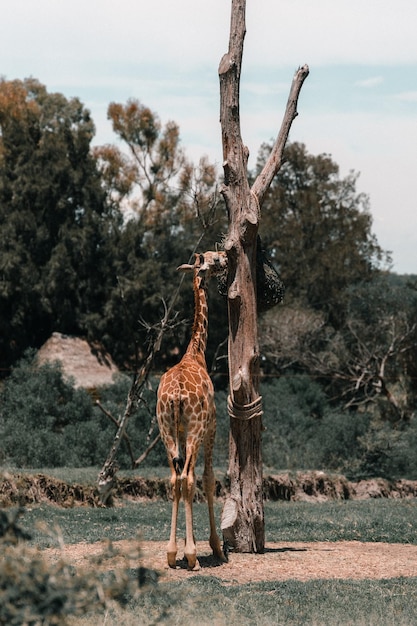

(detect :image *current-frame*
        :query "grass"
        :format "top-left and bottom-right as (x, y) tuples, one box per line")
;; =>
(265, 499), (417, 544)
(67, 577), (417, 626)
(140, 577), (417, 626)
(20, 498), (417, 549)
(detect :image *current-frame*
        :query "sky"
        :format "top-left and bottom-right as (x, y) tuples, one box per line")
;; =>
(2, 0), (417, 274)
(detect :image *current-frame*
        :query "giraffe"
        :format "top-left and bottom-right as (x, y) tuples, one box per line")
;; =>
(156, 250), (227, 570)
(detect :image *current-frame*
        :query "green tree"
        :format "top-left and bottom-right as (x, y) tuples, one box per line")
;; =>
(255, 142), (389, 326)
(94, 100), (227, 370)
(0, 78), (119, 370)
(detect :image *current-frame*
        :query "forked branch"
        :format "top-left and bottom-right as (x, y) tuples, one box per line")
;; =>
(252, 64), (309, 205)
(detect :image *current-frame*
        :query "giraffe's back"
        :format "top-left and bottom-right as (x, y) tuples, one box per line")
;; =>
(156, 356), (215, 444)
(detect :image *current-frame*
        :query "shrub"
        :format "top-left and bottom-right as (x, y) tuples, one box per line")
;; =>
(0, 351), (166, 469)
(93, 374), (166, 468)
(261, 375), (370, 476)
(0, 508), (153, 624)
(2, 352), (416, 479)
(0, 351), (96, 467)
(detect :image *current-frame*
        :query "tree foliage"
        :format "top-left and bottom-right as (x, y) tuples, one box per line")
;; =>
(0, 78), (119, 369)
(0, 84), (226, 372)
(1, 78), (416, 479)
(93, 99), (228, 369)
(256, 142), (390, 325)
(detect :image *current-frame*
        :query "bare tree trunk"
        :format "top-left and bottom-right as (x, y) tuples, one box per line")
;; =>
(219, 0), (309, 552)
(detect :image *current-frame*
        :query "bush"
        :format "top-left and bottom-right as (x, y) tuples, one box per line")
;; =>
(0, 351), (96, 467)
(0, 351), (166, 469)
(261, 375), (370, 476)
(2, 352), (416, 478)
(356, 411), (417, 480)
(93, 374), (166, 468)
(0, 508), (152, 624)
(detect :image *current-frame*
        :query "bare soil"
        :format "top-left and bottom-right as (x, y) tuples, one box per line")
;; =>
(44, 539), (417, 584)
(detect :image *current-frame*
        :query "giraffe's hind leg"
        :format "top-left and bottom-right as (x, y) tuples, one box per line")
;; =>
(181, 447), (200, 570)
(167, 464), (181, 568)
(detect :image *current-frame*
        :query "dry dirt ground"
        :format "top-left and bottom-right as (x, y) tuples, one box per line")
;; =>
(45, 539), (417, 585)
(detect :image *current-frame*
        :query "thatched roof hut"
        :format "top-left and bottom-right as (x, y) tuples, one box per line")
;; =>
(37, 332), (118, 389)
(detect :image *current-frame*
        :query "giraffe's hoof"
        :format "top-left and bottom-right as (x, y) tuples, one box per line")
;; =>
(184, 551), (199, 570)
(210, 538), (227, 563)
(216, 549), (228, 563)
(167, 552), (177, 568)
(187, 558), (201, 571)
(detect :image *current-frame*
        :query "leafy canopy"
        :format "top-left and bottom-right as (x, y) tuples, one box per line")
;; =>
(0, 78), (119, 368)
(256, 142), (390, 325)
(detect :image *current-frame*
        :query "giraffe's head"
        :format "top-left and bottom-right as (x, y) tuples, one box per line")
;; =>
(177, 250), (227, 285)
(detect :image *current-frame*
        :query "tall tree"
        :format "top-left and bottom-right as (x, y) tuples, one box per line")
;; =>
(219, 0), (308, 552)
(256, 142), (389, 325)
(0, 78), (118, 370)
(94, 100), (227, 369)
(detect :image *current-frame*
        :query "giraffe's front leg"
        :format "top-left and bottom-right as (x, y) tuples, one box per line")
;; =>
(167, 468), (181, 568)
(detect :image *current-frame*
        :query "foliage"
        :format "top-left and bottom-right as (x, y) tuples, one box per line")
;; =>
(345, 273), (417, 413)
(92, 99), (228, 370)
(0, 351), (94, 467)
(0, 81), (226, 372)
(260, 375), (417, 479)
(260, 375), (370, 477)
(0, 508), (153, 625)
(0, 78), (120, 370)
(0, 352), (165, 468)
(256, 142), (390, 325)
(2, 353), (417, 479)
(260, 272), (417, 438)
(1, 78), (416, 472)
(95, 373), (166, 468)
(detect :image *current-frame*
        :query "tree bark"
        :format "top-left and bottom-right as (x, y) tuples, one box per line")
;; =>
(219, 0), (309, 552)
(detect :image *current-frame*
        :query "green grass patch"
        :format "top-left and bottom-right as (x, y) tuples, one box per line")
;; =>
(132, 577), (417, 626)
(69, 576), (417, 626)
(265, 499), (417, 544)
(6, 466), (172, 484)
(20, 499), (417, 549)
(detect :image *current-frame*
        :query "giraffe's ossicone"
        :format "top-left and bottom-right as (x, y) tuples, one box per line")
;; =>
(156, 251), (227, 570)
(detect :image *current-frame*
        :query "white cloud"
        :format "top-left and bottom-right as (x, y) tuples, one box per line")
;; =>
(356, 76), (384, 88)
(394, 91), (417, 102)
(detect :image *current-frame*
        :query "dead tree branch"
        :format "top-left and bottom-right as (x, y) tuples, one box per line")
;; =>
(252, 64), (309, 205)
(133, 433), (161, 468)
(95, 400), (136, 467)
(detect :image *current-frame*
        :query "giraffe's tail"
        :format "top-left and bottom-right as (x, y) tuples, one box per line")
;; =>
(172, 456), (184, 475)
(172, 391), (184, 476)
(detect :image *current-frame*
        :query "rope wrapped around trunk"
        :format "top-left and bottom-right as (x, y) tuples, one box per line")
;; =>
(227, 395), (263, 420)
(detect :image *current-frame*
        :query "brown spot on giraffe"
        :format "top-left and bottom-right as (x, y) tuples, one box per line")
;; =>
(156, 251), (227, 570)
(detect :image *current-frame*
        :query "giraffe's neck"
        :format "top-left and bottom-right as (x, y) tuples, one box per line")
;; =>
(185, 274), (209, 360)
